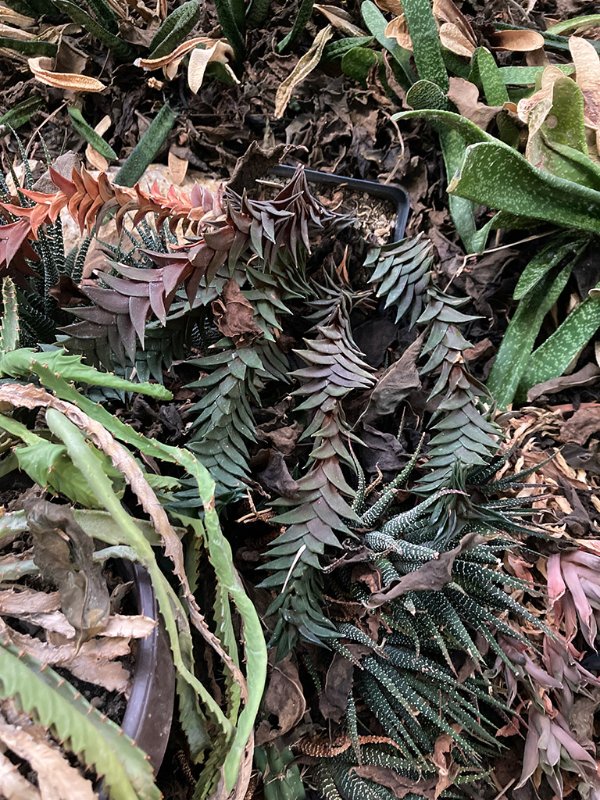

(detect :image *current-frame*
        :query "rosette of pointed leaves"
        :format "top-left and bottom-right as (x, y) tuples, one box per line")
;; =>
(365, 233), (434, 327)
(417, 288), (499, 490)
(261, 303), (374, 656)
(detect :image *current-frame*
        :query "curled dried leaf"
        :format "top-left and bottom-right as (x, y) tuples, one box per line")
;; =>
(384, 15), (412, 50)
(488, 29), (545, 52)
(187, 40), (237, 94)
(28, 57), (106, 92)
(275, 26), (333, 118)
(314, 4), (366, 36)
(570, 36), (600, 135)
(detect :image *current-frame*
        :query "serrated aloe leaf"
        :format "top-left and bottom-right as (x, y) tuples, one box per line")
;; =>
(517, 284), (600, 398)
(0, 642), (160, 800)
(0, 348), (172, 399)
(448, 141), (600, 234)
(0, 277), (19, 353)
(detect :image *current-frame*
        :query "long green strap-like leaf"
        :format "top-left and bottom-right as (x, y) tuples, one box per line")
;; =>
(449, 142), (600, 234)
(486, 235), (586, 408)
(401, 0), (448, 91)
(114, 104), (177, 188)
(517, 282), (600, 398)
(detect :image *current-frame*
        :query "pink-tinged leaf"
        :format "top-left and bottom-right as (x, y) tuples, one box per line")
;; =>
(148, 280), (167, 325)
(100, 272), (152, 297)
(162, 263), (190, 297)
(551, 719), (598, 767)
(129, 296), (150, 345)
(516, 710), (542, 787)
(562, 561), (597, 646)
(2, 220), (31, 265)
(117, 312), (137, 362)
(84, 286), (131, 314)
(547, 553), (566, 602)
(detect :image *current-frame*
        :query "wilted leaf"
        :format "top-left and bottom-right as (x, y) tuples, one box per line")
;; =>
(367, 533), (484, 607)
(352, 766), (437, 798)
(362, 334), (422, 422)
(85, 114), (112, 172)
(438, 22), (475, 57)
(358, 424), (408, 473)
(275, 26), (334, 118)
(488, 29), (544, 52)
(255, 656), (306, 744)
(314, 4), (366, 36)
(447, 77), (501, 130)
(28, 57), (106, 92)
(384, 15), (411, 50)
(187, 40), (237, 93)
(23, 499), (110, 640)
(432, 733), (460, 798)
(526, 363), (600, 401)
(212, 279), (263, 347)
(0, 717), (96, 800)
(570, 35), (600, 149)
(560, 405), (600, 445)
(256, 450), (300, 498)
(168, 148), (188, 185)
(0, 748), (39, 800)
(319, 652), (355, 722)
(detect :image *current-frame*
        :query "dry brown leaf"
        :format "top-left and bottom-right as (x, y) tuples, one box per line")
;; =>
(433, 0), (477, 55)
(314, 4), (366, 36)
(559, 405), (600, 445)
(168, 149), (188, 185)
(0, 587), (59, 615)
(275, 25), (333, 118)
(368, 533), (485, 607)
(0, 5), (35, 27)
(570, 36), (600, 134)
(319, 652), (355, 722)
(85, 114), (112, 172)
(255, 656), (306, 745)
(489, 29), (545, 52)
(135, 35), (208, 70)
(432, 732), (460, 798)
(527, 363), (600, 401)
(384, 15), (412, 50)
(187, 41), (237, 93)
(0, 619), (132, 693)
(28, 57), (106, 92)
(438, 22), (475, 57)
(353, 766), (437, 798)
(0, 21), (34, 40)
(0, 717), (96, 800)
(212, 279), (263, 347)
(19, 609), (155, 639)
(0, 748), (40, 800)
(447, 77), (502, 129)
(374, 0), (403, 13)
